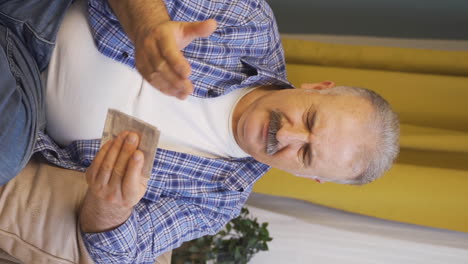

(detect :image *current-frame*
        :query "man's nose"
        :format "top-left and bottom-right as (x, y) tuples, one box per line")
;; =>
(276, 125), (310, 145)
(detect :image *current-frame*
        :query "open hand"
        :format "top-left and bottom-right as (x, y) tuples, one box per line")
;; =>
(134, 19), (217, 100)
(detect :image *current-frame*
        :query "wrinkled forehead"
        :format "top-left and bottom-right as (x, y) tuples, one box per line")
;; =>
(319, 128), (369, 181)
(323, 92), (374, 112)
(315, 95), (376, 180)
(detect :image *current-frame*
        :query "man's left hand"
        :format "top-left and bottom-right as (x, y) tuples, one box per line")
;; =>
(79, 131), (147, 233)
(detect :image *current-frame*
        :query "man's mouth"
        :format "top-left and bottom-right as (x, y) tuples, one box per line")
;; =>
(266, 110), (282, 155)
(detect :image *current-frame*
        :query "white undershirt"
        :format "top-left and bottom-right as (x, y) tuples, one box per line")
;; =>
(43, 0), (251, 159)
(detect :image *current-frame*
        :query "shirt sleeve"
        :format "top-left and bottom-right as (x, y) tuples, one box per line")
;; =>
(88, 0), (119, 21)
(81, 197), (232, 264)
(87, 0), (136, 67)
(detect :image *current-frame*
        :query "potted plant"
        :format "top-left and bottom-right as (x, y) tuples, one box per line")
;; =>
(172, 207), (273, 264)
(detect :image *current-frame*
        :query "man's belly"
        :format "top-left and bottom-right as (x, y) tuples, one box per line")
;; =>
(43, 0), (143, 146)
(43, 0), (249, 159)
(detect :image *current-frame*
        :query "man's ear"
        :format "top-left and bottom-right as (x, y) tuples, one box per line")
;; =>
(295, 174), (326, 184)
(313, 178), (324, 184)
(300, 81), (335, 91)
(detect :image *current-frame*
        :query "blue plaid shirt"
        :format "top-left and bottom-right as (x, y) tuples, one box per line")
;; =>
(35, 0), (290, 263)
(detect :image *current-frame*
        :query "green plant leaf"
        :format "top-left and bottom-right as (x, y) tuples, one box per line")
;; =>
(172, 207), (272, 263)
(190, 245), (201, 253)
(234, 246), (241, 260)
(247, 238), (258, 248)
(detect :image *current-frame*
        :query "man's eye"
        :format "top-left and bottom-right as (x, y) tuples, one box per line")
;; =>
(309, 111), (317, 131)
(301, 145), (309, 165)
(306, 111), (312, 130)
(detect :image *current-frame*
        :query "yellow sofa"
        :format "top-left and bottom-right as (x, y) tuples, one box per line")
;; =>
(253, 38), (468, 232)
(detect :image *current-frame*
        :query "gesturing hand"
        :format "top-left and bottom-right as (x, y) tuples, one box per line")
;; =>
(134, 19), (217, 100)
(80, 131), (147, 233)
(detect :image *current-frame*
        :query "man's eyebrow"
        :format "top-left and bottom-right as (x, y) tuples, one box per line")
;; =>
(306, 107), (317, 167)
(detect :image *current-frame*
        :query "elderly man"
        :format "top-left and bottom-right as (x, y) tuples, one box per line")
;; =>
(1, 0), (399, 263)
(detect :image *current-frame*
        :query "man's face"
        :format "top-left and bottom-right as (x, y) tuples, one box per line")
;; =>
(234, 83), (375, 183)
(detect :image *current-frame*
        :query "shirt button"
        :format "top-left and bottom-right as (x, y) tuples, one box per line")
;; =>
(207, 89), (215, 96)
(122, 51), (129, 58)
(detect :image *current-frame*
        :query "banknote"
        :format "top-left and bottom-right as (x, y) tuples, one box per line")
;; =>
(101, 109), (160, 178)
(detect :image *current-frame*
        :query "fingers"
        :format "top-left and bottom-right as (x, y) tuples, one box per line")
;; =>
(157, 30), (192, 78)
(166, 19), (216, 79)
(149, 70), (193, 99)
(121, 150), (145, 203)
(158, 19), (218, 78)
(136, 29), (193, 100)
(135, 20), (217, 100)
(86, 139), (114, 184)
(184, 19), (218, 39)
(95, 131), (129, 187)
(85, 131), (146, 209)
(108, 132), (140, 187)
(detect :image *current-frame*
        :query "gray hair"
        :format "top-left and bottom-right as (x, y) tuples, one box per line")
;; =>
(318, 86), (400, 185)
